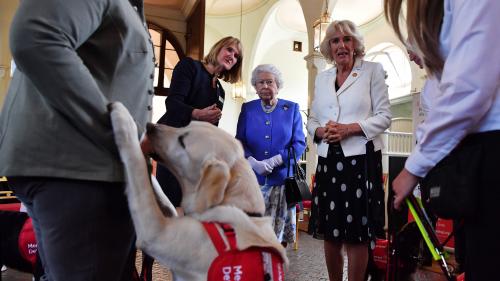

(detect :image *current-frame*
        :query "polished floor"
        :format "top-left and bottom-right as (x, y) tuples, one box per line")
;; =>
(1, 231), (453, 281)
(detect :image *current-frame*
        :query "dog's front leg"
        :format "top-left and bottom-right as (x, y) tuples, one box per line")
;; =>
(109, 102), (176, 247)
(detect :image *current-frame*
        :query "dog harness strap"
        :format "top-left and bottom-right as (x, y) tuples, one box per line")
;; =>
(219, 223), (237, 250)
(202, 222), (227, 255)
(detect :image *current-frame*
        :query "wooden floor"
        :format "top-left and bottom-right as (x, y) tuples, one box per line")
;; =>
(1, 231), (459, 281)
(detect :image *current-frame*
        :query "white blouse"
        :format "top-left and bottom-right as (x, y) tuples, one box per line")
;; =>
(405, 0), (500, 177)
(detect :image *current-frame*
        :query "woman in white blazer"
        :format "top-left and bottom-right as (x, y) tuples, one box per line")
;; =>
(307, 20), (391, 281)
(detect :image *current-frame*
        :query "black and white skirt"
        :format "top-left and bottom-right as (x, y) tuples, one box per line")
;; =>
(308, 142), (384, 249)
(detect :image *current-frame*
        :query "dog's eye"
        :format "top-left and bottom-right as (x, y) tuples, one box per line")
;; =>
(178, 132), (188, 149)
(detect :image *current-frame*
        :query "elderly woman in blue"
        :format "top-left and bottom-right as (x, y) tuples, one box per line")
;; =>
(236, 64), (306, 247)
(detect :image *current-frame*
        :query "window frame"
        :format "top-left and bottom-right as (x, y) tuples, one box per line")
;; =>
(147, 22), (185, 96)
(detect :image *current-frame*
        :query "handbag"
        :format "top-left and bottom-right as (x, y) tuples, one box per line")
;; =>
(284, 146), (311, 208)
(420, 135), (482, 220)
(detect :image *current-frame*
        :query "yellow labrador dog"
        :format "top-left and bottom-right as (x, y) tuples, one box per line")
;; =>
(109, 102), (287, 281)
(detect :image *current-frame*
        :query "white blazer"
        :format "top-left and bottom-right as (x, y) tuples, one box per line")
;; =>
(307, 59), (391, 158)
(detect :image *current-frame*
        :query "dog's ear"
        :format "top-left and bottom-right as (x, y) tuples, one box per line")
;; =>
(193, 158), (230, 213)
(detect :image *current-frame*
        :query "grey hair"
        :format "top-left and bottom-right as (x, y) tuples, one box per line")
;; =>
(250, 64), (284, 90)
(319, 20), (365, 64)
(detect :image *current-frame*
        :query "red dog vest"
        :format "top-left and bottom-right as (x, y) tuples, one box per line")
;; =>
(18, 217), (38, 268)
(202, 222), (284, 281)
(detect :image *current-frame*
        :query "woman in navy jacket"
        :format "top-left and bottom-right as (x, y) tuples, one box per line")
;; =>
(236, 64), (306, 247)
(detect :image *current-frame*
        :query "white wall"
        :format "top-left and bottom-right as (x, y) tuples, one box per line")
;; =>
(205, 0), (309, 135)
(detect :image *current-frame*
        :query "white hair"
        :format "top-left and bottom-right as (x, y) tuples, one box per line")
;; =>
(250, 64), (284, 90)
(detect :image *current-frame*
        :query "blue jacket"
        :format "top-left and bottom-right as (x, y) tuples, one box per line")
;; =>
(236, 99), (306, 186)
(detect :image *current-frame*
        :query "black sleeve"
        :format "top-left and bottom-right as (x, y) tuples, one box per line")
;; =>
(158, 57), (197, 127)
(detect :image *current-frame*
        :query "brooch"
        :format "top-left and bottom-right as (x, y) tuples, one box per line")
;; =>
(283, 104), (289, 111)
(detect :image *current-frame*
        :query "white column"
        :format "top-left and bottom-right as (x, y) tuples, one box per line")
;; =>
(304, 52), (329, 186)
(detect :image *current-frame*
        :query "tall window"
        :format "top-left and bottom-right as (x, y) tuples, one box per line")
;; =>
(365, 43), (412, 101)
(148, 23), (184, 96)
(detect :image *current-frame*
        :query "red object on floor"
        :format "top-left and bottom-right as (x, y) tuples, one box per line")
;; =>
(457, 272), (465, 281)
(435, 218), (454, 248)
(302, 200), (311, 209)
(373, 239), (388, 270)
(0, 202), (21, 211)
(407, 210), (455, 248)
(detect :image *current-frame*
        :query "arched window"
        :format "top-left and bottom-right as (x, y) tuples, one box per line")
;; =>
(148, 23), (185, 96)
(365, 43), (412, 101)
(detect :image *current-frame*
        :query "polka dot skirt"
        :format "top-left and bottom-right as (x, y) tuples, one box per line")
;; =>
(308, 142), (384, 248)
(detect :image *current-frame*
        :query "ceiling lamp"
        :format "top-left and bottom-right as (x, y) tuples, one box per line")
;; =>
(313, 0), (332, 52)
(232, 0), (246, 100)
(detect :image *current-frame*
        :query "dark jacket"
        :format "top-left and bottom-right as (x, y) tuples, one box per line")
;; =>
(157, 57), (225, 127)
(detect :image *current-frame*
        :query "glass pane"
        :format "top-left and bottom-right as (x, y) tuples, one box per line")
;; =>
(153, 46), (160, 66)
(365, 43), (412, 100)
(164, 49), (179, 70)
(149, 28), (161, 47)
(166, 40), (175, 50)
(163, 68), (173, 87)
(153, 66), (159, 86)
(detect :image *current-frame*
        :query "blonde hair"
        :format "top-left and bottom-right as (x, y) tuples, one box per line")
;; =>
(319, 20), (365, 64)
(203, 36), (243, 84)
(384, 0), (444, 75)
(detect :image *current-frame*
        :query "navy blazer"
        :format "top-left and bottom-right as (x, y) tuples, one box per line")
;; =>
(158, 57), (225, 128)
(236, 99), (306, 186)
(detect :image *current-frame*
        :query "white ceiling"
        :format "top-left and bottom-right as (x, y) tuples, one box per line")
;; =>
(206, 0), (266, 16)
(145, 0), (383, 31)
(331, 0), (383, 26)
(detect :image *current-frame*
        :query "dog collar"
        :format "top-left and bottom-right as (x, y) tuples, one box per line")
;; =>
(245, 212), (263, 217)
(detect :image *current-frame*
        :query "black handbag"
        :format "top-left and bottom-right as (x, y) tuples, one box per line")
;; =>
(420, 135), (482, 220)
(284, 146), (311, 208)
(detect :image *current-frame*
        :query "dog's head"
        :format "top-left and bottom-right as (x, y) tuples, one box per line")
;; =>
(144, 121), (265, 215)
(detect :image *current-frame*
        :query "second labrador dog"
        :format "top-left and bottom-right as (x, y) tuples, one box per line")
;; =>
(109, 102), (287, 281)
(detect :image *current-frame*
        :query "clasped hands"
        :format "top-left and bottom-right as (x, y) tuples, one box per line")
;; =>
(248, 154), (283, 176)
(322, 121), (352, 143)
(192, 104), (222, 124)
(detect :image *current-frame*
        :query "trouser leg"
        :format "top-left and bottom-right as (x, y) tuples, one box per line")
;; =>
(10, 177), (136, 281)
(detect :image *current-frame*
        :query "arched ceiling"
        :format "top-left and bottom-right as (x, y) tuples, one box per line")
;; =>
(331, 0), (383, 26)
(275, 0), (307, 33)
(206, 0), (267, 16)
(145, 0), (383, 30)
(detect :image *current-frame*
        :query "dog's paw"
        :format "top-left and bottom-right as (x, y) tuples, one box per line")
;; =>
(109, 102), (139, 148)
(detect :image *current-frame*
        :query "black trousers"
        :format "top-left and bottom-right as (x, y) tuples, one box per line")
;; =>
(9, 177), (136, 281)
(155, 163), (182, 207)
(464, 131), (500, 281)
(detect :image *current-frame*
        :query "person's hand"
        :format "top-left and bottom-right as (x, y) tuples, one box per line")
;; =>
(263, 154), (283, 168)
(248, 156), (273, 176)
(392, 168), (420, 209)
(192, 104), (222, 124)
(323, 121), (351, 143)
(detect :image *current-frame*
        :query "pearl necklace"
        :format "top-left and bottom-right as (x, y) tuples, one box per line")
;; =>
(261, 99), (278, 113)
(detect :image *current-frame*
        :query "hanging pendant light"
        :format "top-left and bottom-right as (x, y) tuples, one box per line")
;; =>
(313, 0), (332, 52)
(232, 0), (246, 100)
